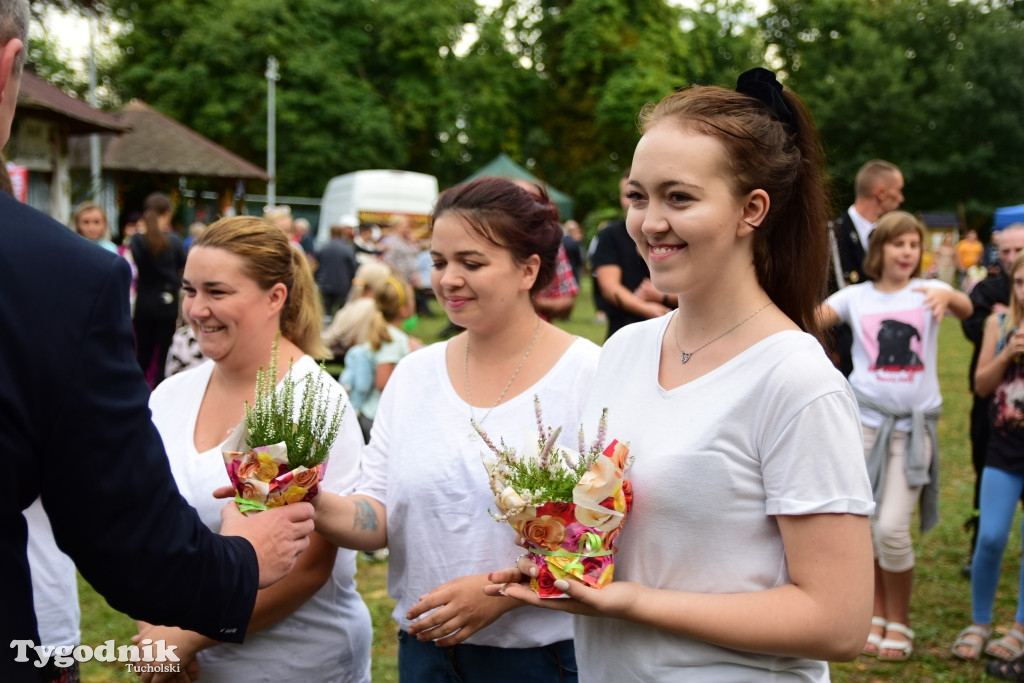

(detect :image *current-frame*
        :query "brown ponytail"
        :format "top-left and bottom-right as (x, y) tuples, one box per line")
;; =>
(142, 192), (173, 257)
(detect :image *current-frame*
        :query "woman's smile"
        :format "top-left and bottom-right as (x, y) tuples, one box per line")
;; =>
(646, 243), (687, 261)
(444, 295), (473, 309)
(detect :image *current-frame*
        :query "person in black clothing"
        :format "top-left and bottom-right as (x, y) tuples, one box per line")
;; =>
(592, 172), (674, 339)
(562, 219), (585, 288)
(961, 223), (1024, 575)
(316, 222), (359, 316)
(131, 191), (186, 387)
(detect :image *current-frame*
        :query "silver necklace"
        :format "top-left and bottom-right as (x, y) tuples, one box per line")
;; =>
(465, 316), (542, 425)
(673, 302), (773, 364)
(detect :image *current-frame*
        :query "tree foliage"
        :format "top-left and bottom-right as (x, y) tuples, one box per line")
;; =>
(763, 0), (1024, 218)
(35, 0), (1024, 224)
(98, 0), (761, 217)
(108, 0), (476, 197)
(27, 35), (82, 93)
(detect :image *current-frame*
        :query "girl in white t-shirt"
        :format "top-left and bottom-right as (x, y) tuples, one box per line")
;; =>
(488, 69), (877, 682)
(315, 177), (600, 682)
(820, 210), (972, 662)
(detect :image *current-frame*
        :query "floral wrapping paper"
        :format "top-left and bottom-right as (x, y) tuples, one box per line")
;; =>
(501, 440), (633, 598)
(222, 420), (327, 515)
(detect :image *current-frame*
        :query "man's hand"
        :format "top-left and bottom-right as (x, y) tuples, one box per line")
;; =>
(220, 501), (315, 588)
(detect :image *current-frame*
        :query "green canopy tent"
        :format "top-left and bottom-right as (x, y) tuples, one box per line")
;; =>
(462, 153), (574, 219)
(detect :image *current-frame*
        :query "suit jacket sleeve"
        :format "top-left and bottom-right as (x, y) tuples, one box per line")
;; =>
(39, 255), (258, 643)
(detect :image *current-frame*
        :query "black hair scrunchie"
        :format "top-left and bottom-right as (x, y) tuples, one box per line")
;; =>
(736, 67), (794, 127)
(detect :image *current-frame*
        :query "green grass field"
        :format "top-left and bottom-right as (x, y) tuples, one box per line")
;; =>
(76, 284), (1014, 682)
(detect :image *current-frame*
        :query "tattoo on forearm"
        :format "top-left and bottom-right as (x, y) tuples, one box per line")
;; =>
(353, 500), (378, 532)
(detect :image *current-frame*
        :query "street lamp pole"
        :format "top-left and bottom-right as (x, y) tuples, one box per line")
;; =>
(265, 56), (279, 208)
(88, 11), (101, 203)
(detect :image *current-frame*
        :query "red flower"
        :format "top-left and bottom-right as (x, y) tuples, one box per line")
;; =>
(537, 501), (575, 524)
(536, 565), (560, 596)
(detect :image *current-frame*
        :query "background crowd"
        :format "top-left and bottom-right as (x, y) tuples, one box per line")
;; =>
(7, 2), (1024, 679)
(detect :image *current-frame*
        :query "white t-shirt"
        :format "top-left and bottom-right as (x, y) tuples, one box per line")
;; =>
(848, 204), (875, 251)
(826, 278), (951, 430)
(357, 336), (601, 648)
(149, 356), (372, 683)
(573, 316), (874, 682)
(25, 497), (80, 649)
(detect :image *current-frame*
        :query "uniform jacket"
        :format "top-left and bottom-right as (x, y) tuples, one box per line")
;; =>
(830, 209), (867, 292)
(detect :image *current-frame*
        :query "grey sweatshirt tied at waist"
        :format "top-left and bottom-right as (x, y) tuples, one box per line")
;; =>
(854, 389), (941, 533)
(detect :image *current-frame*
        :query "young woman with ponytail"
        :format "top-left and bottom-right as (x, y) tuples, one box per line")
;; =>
(487, 69), (876, 680)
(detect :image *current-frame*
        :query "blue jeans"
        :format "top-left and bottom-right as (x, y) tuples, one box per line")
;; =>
(397, 630), (577, 683)
(972, 467), (1024, 625)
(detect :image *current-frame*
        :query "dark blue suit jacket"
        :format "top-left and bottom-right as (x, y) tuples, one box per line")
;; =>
(1, 194), (257, 680)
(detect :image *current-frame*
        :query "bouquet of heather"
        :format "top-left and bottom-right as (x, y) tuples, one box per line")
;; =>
(223, 342), (345, 515)
(477, 397), (632, 598)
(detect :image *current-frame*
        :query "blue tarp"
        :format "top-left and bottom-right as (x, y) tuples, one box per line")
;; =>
(995, 204), (1024, 230)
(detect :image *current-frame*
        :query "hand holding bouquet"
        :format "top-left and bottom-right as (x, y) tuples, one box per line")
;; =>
(223, 341), (345, 514)
(477, 397), (632, 598)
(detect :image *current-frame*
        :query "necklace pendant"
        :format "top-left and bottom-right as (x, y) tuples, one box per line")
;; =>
(679, 351), (692, 364)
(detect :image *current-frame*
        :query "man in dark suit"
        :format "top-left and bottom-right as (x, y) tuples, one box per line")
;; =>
(1, 5), (314, 680)
(828, 159), (905, 375)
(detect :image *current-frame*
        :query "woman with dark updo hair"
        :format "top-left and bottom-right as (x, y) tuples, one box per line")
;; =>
(314, 177), (600, 681)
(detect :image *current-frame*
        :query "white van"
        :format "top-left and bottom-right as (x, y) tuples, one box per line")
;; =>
(315, 169), (439, 249)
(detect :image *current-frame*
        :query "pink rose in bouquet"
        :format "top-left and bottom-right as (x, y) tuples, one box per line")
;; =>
(478, 397), (632, 598)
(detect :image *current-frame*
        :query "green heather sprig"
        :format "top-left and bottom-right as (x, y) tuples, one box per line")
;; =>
(475, 396), (609, 512)
(244, 338), (345, 469)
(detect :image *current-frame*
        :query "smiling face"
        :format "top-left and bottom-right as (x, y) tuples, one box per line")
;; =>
(429, 212), (538, 332)
(625, 123), (762, 297)
(181, 246), (287, 364)
(75, 208), (107, 242)
(880, 229), (922, 286)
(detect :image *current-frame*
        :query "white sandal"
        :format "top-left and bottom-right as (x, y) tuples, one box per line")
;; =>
(952, 624), (991, 660)
(985, 627), (1024, 661)
(877, 622), (914, 661)
(862, 616), (887, 656)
